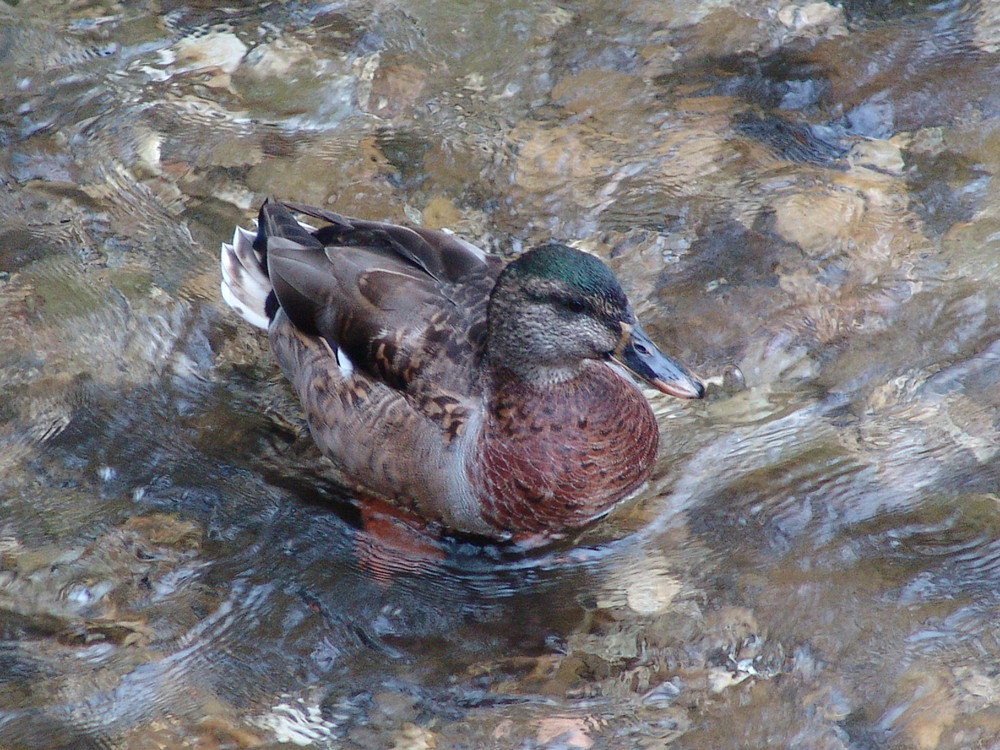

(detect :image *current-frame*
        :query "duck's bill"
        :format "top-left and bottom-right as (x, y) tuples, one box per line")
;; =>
(614, 323), (705, 400)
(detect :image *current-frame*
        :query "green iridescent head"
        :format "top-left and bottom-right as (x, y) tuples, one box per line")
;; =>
(485, 242), (702, 398)
(503, 242), (629, 315)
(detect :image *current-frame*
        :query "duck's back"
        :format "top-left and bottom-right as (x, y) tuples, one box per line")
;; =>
(260, 201), (502, 402)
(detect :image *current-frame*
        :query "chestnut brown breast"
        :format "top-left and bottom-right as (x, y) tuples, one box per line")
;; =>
(474, 362), (659, 536)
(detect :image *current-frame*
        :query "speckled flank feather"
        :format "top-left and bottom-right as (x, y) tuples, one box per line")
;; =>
(220, 200), (704, 544)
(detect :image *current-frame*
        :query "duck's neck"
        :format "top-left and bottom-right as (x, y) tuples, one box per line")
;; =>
(471, 362), (659, 538)
(483, 355), (587, 389)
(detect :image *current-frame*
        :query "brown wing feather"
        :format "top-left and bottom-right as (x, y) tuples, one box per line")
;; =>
(280, 200), (491, 284)
(260, 199), (500, 400)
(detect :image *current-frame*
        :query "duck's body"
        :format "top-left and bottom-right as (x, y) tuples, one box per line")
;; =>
(221, 200), (703, 544)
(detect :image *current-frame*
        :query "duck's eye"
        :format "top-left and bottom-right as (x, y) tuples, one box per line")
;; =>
(556, 296), (588, 314)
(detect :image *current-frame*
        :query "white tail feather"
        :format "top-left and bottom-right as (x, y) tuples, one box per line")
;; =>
(220, 225), (271, 329)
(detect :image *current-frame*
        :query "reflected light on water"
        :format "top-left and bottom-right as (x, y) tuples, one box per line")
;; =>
(1, 0), (1000, 747)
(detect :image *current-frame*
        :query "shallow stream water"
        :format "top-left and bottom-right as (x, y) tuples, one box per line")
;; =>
(2, 1), (1000, 748)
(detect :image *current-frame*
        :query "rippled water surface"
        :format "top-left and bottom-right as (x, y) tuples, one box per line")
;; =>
(2, 1), (1000, 748)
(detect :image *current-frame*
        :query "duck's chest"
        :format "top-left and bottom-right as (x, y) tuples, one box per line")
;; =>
(472, 364), (659, 535)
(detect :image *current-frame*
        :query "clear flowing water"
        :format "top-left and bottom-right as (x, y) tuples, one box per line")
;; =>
(1, 1), (999, 748)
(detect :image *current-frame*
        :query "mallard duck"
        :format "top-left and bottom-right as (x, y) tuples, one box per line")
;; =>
(221, 200), (704, 545)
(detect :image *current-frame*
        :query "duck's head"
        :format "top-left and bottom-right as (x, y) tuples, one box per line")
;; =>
(486, 243), (704, 399)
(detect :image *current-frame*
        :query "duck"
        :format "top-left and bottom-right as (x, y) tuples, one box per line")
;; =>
(221, 199), (704, 546)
